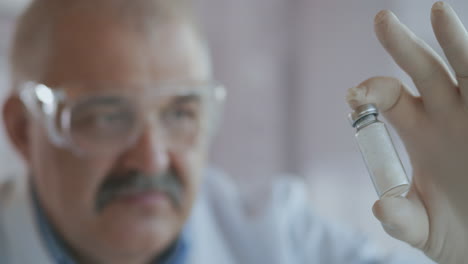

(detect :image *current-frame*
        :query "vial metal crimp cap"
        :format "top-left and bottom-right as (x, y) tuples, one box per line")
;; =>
(348, 103), (379, 128)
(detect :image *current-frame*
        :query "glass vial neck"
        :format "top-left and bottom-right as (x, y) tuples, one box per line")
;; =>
(354, 114), (379, 130)
(349, 103), (380, 130)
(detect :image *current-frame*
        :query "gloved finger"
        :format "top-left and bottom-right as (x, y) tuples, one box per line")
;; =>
(372, 193), (429, 249)
(374, 10), (459, 116)
(431, 2), (468, 103)
(348, 76), (426, 148)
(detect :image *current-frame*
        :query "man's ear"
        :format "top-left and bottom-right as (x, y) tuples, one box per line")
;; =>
(3, 95), (30, 162)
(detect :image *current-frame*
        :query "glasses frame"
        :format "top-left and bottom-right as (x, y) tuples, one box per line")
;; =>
(18, 81), (226, 156)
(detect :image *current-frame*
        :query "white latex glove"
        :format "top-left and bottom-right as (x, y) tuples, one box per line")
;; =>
(347, 2), (468, 263)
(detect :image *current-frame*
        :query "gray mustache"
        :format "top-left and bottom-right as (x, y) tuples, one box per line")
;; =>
(95, 169), (182, 212)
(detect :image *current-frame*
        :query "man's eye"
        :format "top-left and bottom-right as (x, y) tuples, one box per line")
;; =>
(72, 108), (134, 133)
(96, 112), (131, 125)
(163, 107), (197, 121)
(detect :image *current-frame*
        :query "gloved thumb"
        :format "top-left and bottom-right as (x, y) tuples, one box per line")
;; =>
(372, 195), (429, 249)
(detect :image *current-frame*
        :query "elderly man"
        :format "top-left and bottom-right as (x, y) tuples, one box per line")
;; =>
(1, 0), (468, 263)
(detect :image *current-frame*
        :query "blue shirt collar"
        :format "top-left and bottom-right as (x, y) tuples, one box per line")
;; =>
(31, 187), (191, 264)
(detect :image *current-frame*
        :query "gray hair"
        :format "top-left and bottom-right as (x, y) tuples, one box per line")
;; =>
(9, 0), (209, 92)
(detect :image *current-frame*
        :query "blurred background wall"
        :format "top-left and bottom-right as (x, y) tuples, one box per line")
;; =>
(0, 0), (465, 260)
(0, 1), (22, 179)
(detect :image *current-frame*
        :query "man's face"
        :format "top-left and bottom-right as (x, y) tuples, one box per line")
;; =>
(25, 11), (211, 261)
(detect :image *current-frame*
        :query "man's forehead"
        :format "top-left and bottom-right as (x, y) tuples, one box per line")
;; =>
(41, 10), (211, 91)
(60, 80), (213, 101)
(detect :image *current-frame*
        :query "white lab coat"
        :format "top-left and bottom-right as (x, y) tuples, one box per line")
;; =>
(0, 169), (433, 264)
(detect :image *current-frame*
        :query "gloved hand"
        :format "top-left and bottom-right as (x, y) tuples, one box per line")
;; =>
(347, 2), (468, 263)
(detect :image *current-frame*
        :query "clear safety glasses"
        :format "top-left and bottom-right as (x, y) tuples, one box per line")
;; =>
(18, 81), (226, 156)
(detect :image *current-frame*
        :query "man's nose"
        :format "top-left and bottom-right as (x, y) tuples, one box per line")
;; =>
(118, 125), (170, 173)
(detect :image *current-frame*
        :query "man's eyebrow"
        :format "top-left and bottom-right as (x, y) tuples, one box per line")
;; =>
(170, 94), (201, 105)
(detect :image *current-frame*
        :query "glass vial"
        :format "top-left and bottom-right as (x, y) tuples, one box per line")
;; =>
(349, 104), (409, 198)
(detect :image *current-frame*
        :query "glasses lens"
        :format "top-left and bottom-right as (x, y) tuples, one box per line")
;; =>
(69, 96), (140, 154)
(159, 92), (205, 148)
(61, 84), (223, 156)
